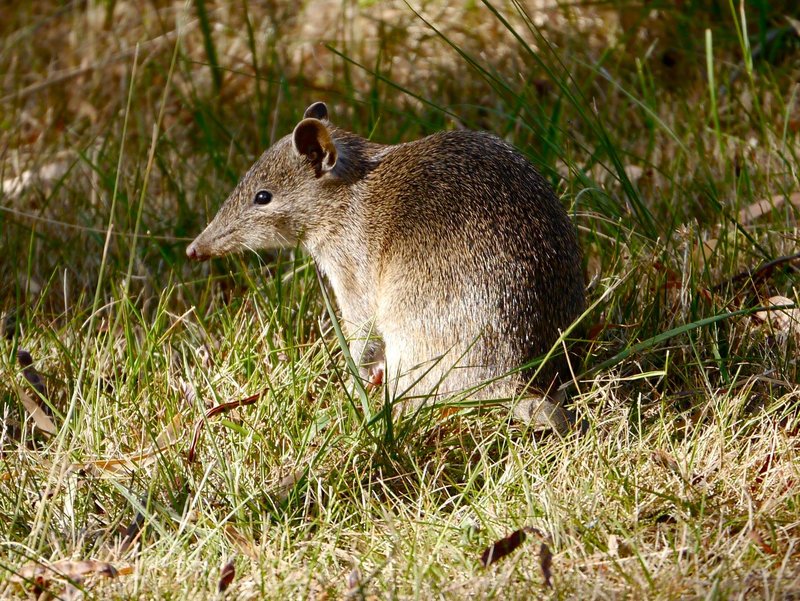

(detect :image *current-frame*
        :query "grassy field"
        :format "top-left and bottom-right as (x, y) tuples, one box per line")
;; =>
(1, 1), (799, 598)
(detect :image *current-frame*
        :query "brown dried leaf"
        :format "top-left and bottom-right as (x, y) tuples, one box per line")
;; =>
(308, 579), (330, 601)
(651, 449), (681, 477)
(607, 534), (634, 558)
(749, 529), (777, 555)
(607, 534), (619, 557)
(17, 349), (47, 400)
(153, 412), (184, 451)
(738, 192), (800, 225)
(755, 296), (800, 339)
(480, 527), (530, 568)
(178, 377), (198, 408)
(77, 413), (185, 474)
(273, 467), (306, 504)
(13, 559), (119, 584)
(224, 524), (259, 559)
(651, 448), (675, 469)
(750, 449), (796, 497)
(787, 16), (800, 36)
(18, 390), (57, 436)
(63, 581), (82, 601)
(197, 344), (213, 370)
(120, 506), (145, 554)
(346, 566), (361, 592)
(624, 164), (644, 182)
(539, 541), (553, 588)
(691, 238), (717, 272)
(83, 455), (154, 473)
(15, 349), (56, 435)
(218, 557), (236, 593)
(1, 160), (70, 199)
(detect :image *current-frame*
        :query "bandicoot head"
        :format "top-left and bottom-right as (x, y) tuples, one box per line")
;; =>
(186, 102), (349, 261)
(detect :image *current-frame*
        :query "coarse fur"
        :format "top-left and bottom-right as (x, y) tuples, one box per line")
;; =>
(187, 102), (585, 429)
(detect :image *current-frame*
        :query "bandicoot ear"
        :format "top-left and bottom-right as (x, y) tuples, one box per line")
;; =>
(303, 101), (328, 120)
(292, 118), (337, 178)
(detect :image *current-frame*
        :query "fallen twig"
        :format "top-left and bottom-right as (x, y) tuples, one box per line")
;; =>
(187, 391), (265, 464)
(714, 252), (800, 293)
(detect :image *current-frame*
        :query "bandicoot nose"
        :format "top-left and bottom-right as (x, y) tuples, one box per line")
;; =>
(186, 243), (203, 261)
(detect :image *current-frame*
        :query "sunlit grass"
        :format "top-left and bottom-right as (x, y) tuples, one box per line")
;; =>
(1, 1), (799, 598)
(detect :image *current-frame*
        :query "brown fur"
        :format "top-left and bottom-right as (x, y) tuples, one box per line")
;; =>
(187, 102), (584, 428)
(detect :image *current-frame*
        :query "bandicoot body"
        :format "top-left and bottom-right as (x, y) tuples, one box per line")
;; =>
(187, 102), (584, 429)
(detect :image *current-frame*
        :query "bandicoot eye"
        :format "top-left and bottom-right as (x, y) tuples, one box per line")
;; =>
(254, 190), (272, 205)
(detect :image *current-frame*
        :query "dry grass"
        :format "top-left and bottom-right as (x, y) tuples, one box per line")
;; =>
(1, 1), (799, 598)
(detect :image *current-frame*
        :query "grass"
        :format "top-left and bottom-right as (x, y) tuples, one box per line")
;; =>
(1, 0), (799, 598)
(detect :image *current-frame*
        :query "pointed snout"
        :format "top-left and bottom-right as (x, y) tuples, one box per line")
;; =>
(186, 240), (209, 261)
